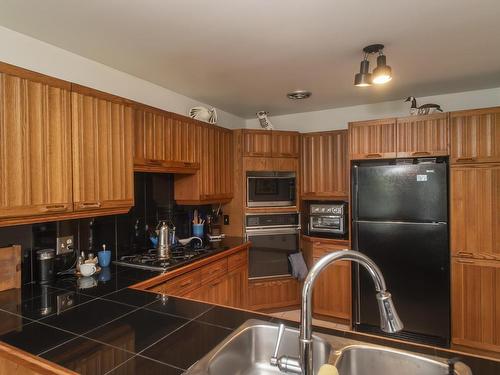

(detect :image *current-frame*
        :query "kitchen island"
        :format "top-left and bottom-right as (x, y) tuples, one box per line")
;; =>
(0, 239), (498, 374)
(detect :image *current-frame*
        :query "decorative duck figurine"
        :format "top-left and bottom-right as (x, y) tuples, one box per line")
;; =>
(405, 96), (443, 115)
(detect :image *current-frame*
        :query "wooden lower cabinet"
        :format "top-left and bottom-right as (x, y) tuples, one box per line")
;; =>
(312, 260), (351, 321)
(248, 277), (301, 311)
(452, 258), (500, 353)
(146, 248), (248, 309)
(301, 236), (352, 323)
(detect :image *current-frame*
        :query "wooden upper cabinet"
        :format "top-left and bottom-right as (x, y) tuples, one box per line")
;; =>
(450, 107), (500, 164)
(242, 129), (273, 157)
(0, 64), (73, 222)
(175, 124), (233, 204)
(452, 258), (500, 352)
(396, 113), (449, 157)
(301, 130), (348, 199)
(450, 164), (500, 260)
(71, 86), (134, 212)
(133, 106), (200, 173)
(272, 131), (300, 158)
(348, 118), (397, 160)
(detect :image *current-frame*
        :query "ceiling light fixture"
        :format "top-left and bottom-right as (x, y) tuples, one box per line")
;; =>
(354, 44), (392, 87)
(287, 90), (312, 100)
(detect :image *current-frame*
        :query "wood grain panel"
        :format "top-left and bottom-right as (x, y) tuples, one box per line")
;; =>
(248, 277), (301, 311)
(348, 118), (397, 160)
(450, 107), (500, 164)
(272, 131), (300, 158)
(174, 124), (233, 204)
(301, 130), (348, 198)
(452, 258), (500, 352)
(396, 113), (449, 157)
(242, 129), (273, 157)
(0, 71), (73, 221)
(450, 164), (500, 260)
(71, 90), (134, 212)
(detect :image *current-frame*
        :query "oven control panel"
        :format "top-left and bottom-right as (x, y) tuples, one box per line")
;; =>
(246, 213), (299, 228)
(310, 204), (344, 215)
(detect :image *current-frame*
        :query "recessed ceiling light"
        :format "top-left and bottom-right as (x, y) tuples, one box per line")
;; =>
(287, 90), (312, 100)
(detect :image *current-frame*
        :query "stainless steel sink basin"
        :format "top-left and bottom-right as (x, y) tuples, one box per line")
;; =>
(184, 319), (332, 375)
(333, 345), (472, 375)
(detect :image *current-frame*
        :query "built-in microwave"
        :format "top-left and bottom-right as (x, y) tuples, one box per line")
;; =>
(246, 171), (296, 207)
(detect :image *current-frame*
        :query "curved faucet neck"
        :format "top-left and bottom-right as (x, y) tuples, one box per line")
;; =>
(299, 250), (389, 374)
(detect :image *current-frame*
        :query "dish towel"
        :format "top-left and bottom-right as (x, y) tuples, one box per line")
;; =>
(288, 252), (309, 280)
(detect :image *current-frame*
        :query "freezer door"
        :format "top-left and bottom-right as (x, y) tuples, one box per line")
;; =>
(353, 221), (450, 342)
(353, 162), (448, 222)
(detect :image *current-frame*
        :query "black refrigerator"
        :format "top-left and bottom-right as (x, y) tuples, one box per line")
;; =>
(352, 158), (450, 347)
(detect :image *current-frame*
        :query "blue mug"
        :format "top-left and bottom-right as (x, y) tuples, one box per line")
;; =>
(98, 250), (111, 267)
(192, 223), (204, 237)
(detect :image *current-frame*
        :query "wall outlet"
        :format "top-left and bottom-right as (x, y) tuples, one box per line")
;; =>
(223, 215), (230, 225)
(56, 235), (74, 256)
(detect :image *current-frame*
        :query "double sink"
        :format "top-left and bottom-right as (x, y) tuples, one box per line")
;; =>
(184, 320), (472, 375)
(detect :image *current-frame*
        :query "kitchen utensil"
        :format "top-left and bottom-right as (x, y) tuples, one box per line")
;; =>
(36, 249), (56, 285)
(98, 245), (111, 267)
(79, 263), (97, 277)
(0, 245), (21, 291)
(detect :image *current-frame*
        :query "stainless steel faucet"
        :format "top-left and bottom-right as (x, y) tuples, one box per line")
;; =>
(270, 250), (404, 375)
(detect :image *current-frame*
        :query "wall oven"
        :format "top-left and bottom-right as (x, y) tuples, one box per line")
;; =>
(245, 213), (300, 279)
(246, 171), (296, 207)
(306, 202), (348, 239)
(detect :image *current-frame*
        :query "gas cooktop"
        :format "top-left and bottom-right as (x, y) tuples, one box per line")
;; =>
(113, 244), (226, 272)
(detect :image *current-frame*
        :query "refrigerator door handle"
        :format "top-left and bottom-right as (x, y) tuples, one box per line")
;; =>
(354, 263), (361, 325)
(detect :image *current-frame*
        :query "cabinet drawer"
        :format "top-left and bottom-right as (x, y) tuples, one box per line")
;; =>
(201, 258), (228, 284)
(228, 250), (247, 271)
(313, 243), (349, 259)
(160, 270), (201, 295)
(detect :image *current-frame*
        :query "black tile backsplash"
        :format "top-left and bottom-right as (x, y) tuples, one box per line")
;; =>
(0, 172), (212, 284)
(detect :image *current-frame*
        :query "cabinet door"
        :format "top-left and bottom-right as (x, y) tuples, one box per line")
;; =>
(175, 124), (232, 203)
(450, 164), (500, 260)
(170, 116), (200, 164)
(0, 70), (73, 220)
(134, 108), (169, 166)
(72, 89), (134, 212)
(242, 129), (273, 157)
(450, 107), (500, 164)
(348, 119), (397, 160)
(134, 108), (200, 172)
(312, 259), (351, 321)
(248, 277), (301, 310)
(452, 258), (500, 352)
(396, 114), (449, 157)
(272, 131), (300, 158)
(301, 130), (348, 198)
(227, 265), (248, 308)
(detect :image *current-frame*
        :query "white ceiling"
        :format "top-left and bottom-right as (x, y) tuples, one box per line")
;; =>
(0, 0), (499, 118)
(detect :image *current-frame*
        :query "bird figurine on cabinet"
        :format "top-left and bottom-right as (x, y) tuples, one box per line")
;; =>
(405, 96), (443, 115)
(256, 111), (273, 130)
(189, 106), (218, 124)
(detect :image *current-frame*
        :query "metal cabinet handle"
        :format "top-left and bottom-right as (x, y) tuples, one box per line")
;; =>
(365, 153), (382, 158)
(79, 202), (102, 209)
(42, 204), (68, 212)
(456, 251), (474, 257)
(411, 151), (431, 156)
(455, 157), (476, 162)
(147, 159), (163, 165)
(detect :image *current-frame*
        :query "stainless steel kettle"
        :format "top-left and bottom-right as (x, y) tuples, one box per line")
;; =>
(157, 221), (170, 259)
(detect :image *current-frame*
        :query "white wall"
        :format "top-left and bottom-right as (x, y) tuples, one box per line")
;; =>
(245, 88), (500, 132)
(0, 26), (245, 129)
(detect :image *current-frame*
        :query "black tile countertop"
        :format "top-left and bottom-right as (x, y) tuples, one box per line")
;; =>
(0, 239), (499, 374)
